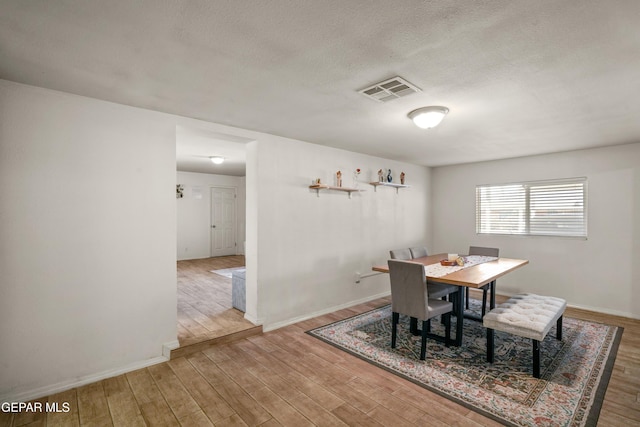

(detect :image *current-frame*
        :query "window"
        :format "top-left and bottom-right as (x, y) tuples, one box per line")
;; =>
(476, 178), (587, 238)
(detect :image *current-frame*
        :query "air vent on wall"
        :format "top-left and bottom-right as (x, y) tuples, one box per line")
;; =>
(358, 76), (421, 103)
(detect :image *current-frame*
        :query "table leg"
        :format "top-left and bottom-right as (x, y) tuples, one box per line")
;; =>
(455, 286), (464, 346)
(489, 280), (496, 310)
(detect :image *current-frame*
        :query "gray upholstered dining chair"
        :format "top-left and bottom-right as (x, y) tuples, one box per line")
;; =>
(466, 246), (500, 317)
(388, 259), (452, 360)
(389, 247), (458, 316)
(389, 248), (412, 260)
(409, 246), (429, 258)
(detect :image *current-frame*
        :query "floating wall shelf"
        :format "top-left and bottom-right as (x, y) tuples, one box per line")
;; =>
(309, 184), (364, 199)
(369, 182), (410, 194)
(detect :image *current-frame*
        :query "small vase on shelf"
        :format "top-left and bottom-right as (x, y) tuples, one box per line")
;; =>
(353, 168), (361, 189)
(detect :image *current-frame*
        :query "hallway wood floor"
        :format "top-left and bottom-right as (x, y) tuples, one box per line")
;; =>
(177, 256), (256, 348)
(1, 295), (638, 426)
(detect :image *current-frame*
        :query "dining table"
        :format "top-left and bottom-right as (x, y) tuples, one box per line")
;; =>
(372, 253), (529, 346)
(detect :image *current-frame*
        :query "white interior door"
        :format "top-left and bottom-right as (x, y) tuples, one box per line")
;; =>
(210, 187), (236, 257)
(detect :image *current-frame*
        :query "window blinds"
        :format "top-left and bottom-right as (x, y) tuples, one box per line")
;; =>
(476, 178), (587, 238)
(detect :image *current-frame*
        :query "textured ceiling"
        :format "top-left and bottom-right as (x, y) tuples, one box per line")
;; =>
(2, 0), (640, 168)
(175, 126), (251, 176)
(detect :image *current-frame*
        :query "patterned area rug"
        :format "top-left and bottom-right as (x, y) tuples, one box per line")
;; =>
(307, 300), (622, 427)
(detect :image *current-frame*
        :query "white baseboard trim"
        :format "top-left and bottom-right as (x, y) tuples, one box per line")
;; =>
(243, 312), (263, 326)
(491, 290), (639, 320)
(262, 291), (391, 332)
(565, 301), (639, 321)
(162, 340), (180, 358)
(1, 341), (177, 404)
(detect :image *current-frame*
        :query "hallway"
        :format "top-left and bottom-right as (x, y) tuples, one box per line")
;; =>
(177, 255), (255, 347)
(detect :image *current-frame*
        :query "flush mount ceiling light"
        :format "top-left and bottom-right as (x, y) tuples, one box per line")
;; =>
(407, 106), (449, 129)
(210, 156), (225, 164)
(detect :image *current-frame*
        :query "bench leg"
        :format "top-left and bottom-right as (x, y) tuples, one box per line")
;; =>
(557, 316), (563, 340)
(487, 328), (494, 363)
(533, 339), (540, 378)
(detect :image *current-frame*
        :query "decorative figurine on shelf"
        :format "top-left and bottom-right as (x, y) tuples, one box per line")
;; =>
(378, 169), (384, 182)
(353, 168), (361, 188)
(387, 169), (392, 183)
(176, 184), (184, 199)
(400, 172), (405, 185)
(336, 170), (342, 187)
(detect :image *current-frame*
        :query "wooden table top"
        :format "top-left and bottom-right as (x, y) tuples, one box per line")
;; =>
(372, 253), (529, 289)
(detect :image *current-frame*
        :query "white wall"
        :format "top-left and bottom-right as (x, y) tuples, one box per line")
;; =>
(250, 136), (432, 329)
(0, 80), (179, 401)
(176, 171), (246, 260)
(0, 79), (431, 400)
(431, 143), (640, 319)
(9, 76), (636, 403)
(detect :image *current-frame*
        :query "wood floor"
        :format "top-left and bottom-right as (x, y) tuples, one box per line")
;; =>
(177, 256), (258, 349)
(1, 294), (638, 426)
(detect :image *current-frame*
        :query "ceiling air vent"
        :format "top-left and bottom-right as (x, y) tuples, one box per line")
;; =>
(359, 76), (421, 103)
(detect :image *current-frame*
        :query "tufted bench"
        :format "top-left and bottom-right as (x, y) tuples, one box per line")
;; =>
(483, 293), (566, 378)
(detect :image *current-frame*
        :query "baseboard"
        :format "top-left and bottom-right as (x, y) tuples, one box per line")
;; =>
(564, 301), (640, 321)
(492, 290), (640, 321)
(243, 312), (263, 325)
(262, 291), (391, 332)
(1, 341), (177, 404)
(163, 340), (180, 358)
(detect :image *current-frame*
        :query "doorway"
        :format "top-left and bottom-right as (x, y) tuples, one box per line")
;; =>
(175, 125), (255, 348)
